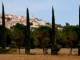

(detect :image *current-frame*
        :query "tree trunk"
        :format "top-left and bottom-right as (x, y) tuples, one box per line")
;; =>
(43, 44), (45, 54)
(70, 41), (72, 55)
(70, 47), (72, 55)
(42, 44), (48, 54)
(17, 40), (20, 54)
(18, 47), (20, 54)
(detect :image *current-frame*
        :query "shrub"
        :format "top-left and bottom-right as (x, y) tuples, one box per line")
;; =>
(30, 22), (33, 25)
(0, 49), (10, 54)
(52, 43), (61, 55)
(6, 17), (11, 21)
(10, 40), (16, 48)
(9, 48), (17, 53)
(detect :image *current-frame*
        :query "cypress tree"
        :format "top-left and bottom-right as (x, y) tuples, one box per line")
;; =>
(51, 6), (56, 54)
(1, 3), (6, 49)
(78, 6), (80, 55)
(25, 8), (30, 54)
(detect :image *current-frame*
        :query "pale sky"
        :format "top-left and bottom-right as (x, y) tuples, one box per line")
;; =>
(0, 0), (79, 26)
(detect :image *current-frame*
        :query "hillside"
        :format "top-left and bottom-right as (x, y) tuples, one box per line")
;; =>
(0, 14), (47, 28)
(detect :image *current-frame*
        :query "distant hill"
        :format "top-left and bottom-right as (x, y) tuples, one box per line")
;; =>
(0, 14), (50, 28)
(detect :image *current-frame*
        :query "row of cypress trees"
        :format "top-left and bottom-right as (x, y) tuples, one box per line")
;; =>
(1, 3), (80, 55)
(51, 6), (80, 55)
(0, 3), (58, 54)
(1, 3), (30, 54)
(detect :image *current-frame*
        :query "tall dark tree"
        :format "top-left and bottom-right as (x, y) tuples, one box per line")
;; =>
(51, 6), (56, 54)
(51, 6), (61, 55)
(1, 3), (6, 49)
(25, 8), (30, 54)
(78, 6), (80, 55)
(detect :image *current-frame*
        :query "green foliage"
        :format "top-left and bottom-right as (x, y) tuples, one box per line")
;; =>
(0, 4), (79, 55)
(6, 29), (12, 46)
(10, 40), (16, 48)
(59, 24), (78, 55)
(0, 25), (12, 47)
(1, 3), (6, 49)
(62, 25), (78, 48)
(51, 6), (57, 55)
(46, 22), (51, 26)
(30, 22), (33, 25)
(10, 23), (25, 53)
(78, 6), (80, 55)
(32, 26), (51, 48)
(10, 23), (25, 49)
(51, 43), (61, 55)
(6, 17), (11, 21)
(0, 49), (10, 54)
(33, 36), (39, 47)
(25, 8), (30, 54)
(32, 26), (51, 54)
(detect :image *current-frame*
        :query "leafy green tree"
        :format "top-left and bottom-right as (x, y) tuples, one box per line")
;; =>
(10, 23), (25, 53)
(32, 26), (51, 54)
(25, 8), (30, 54)
(1, 3), (6, 49)
(10, 40), (16, 48)
(55, 26), (62, 46)
(62, 24), (78, 55)
(32, 35), (39, 47)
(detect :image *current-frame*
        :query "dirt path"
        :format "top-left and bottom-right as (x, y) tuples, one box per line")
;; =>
(0, 54), (80, 60)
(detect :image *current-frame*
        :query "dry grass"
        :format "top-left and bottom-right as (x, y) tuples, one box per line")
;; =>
(0, 54), (80, 60)
(18, 48), (78, 55)
(0, 48), (79, 60)
(58, 48), (78, 55)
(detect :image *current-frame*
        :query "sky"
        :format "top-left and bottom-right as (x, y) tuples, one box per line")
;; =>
(0, 0), (79, 26)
